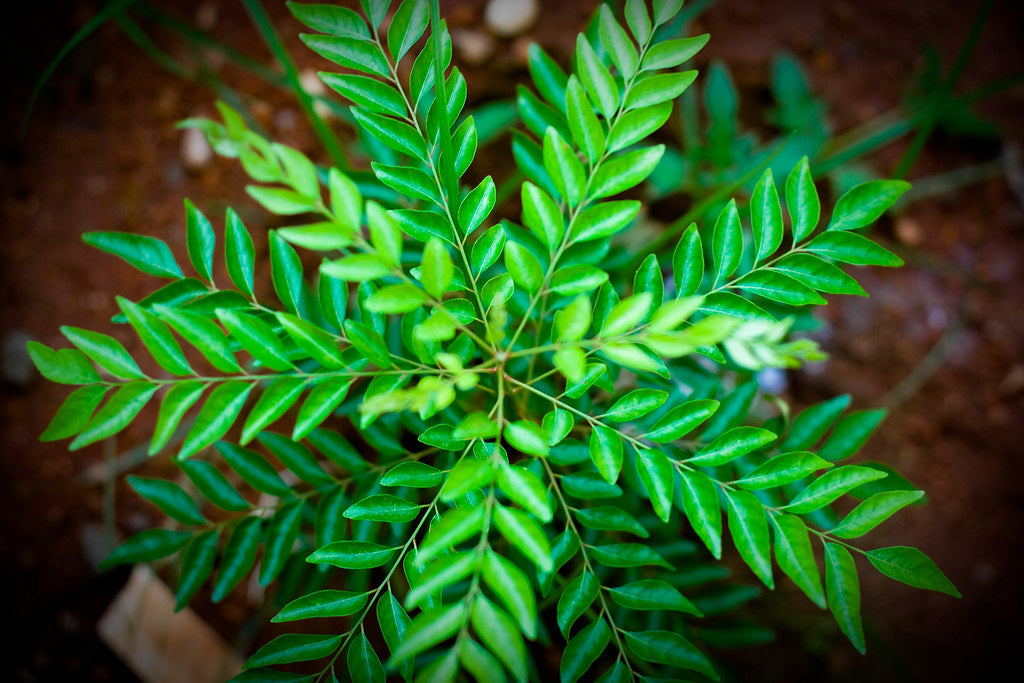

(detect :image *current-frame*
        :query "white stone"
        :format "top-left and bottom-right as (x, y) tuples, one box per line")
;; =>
(484, 0), (538, 38)
(180, 126), (213, 171)
(452, 28), (496, 66)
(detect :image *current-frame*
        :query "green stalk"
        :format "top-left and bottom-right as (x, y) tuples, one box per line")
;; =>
(429, 0), (462, 226)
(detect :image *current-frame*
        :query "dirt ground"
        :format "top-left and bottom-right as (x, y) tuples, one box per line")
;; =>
(1, 1), (1022, 681)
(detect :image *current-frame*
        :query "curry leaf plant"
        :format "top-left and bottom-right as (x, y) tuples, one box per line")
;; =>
(30, 0), (957, 681)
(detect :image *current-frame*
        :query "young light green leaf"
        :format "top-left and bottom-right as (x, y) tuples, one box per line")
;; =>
(643, 34), (709, 70)
(636, 447), (674, 523)
(589, 425), (624, 484)
(751, 168), (783, 263)
(711, 199), (741, 286)
(590, 145), (665, 200)
(565, 76), (605, 163)
(571, 200), (640, 243)
(575, 34), (618, 120)
(504, 241), (544, 294)
(493, 504), (553, 572)
(521, 181), (564, 251)
(470, 595), (528, 682)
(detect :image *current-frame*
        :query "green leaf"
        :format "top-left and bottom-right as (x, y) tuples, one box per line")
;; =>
(785, 156), (820, 244)
(344, 319), (393, 368)
(178, 382), (254, 459)
(321, 72), (405, 117)
(184, 198), (215, 282)
(370, 162), (440, 203)
(459, 176), (496, 237)
(240, 377), (305, 444)
(607, 101), (672, 153)
(565, 76), (605, 163)
(422, 237), (454, 299)
(589, 425), (623, 484)
(624, 0), (651, 45)
(212, 516), (262, 602)
(805, 231), (903, 267)
(557, 571), (598, 636)
(387, 603), (466, 666)
(288, 3), (370, 39)
(259, 432), (334, 487)
(69, 382), (158, 449)
(725, 488), (773, 587)
(636, 447), (674, 523)
(735, 451), (833, 490)
(382, 461), (444, 488)
(688, 426), (776, 467)
(61, 326), (145, 380)
(827, 180), (911, 231)
(216, 442), (293, 497)
(571, 200), (640, 243)
(735, 269), (826, 306)
(102, 528), (191, 568)
(493, 504), (553, 572)
(376, 591), (412, 678)
(352, 107), (428, 161)
(824, 542), (866, 653)
(522, 181), (565, 250)
(590, 145), (664, 200)
(419, 506), (486, 564)
(550, 265), (608, 296)
(127, 475), (205, 526)
(543, 129), (585, 208)
(598, 5), (638, 79)
(771, 513), (825, 607)
(176, 531), (218, 610)
(387, 0), (428, 62)
(301, 34), (389, 77)
(528, 43), (569, 112)
(783, 465), (888, 514)
(216, 309), (294, 371)
(498, 465), (552, 522)
(504, 241), (544, 294)
(832, 490), (925, 538)
(608, 579), (701, 616)
(247, 185), (315, 215)
(711, 200), (741, 286)
(26, 342), (101, 385)
(178, 458), (250, 511)
(781, 394), (851, 451)
(481, 549), (538, 638)
(308, 541), (397, 569)
(344, 494), (420, 523)
(560, 618), (610, 683)
(623, 630), (717, 680)
(866, 546), (960, 597)
(575, 34), (618, 120)
(406, 551), (476, 609)
(245, 632), (342, 669)
(645, 398), (718, 443)
(604, 388), (667, 422)
(470, 595), (528, 682)
(589, 543), (671, 569)
(774, 253), (867, 296)
(459, 639), (505, 683)
(678, 468), (722, 558)
(553, 294), (592, 342)
(818, 409), (887, 461)
(83, 231), (183, 279)
(440, 458), (494, 500)
(624, 70), (697, 110)
(154, 305), (241, 374)
(259, 500), (305, 585)
(574, 505), (648, 538)
(672, 223), (704, 297)
(366, 283), (427, 313)
(223, 208), (256, 298)
(347, 629), (385, 683)
(751, 169), (783, 263)
(40, 384), (107, 441)
(643, 34), (709, 70)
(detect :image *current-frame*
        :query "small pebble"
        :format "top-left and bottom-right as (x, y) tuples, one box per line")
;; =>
(180, 126), (213, 171)
(484, 0), (538, 38)
(451, 29), (496, 66)
(895, 216), (924, 246)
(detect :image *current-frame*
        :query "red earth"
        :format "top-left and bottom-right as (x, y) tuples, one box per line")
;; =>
(2, 1), (1022, 681)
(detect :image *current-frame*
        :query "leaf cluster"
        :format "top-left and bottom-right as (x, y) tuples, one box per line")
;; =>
(30, 1), (956, 681)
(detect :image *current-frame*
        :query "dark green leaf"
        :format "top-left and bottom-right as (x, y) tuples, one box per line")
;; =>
(832, 490), (925, 538)
(308, 541), (397, 569)
(560, 618), (610, 683)
(245, 632), (342, 669)
(824, 542), (866, 653)
(770, 513), (825, 607)
(623, 630), (717, 680)
(608, 579), (701, 616)
(557, 571), (598, 636)
(102, 529), (191, 568)
(179, 382), (254, 460)
(128, 475), (205, 526)
(212, 516), (262, 602)
(866, 546), (960, 597)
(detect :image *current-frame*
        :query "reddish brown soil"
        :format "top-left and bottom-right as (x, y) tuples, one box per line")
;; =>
(2, 1), (1022, 681)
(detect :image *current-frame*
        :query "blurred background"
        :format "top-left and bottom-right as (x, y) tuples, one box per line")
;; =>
(1, 0), (1022, 680)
